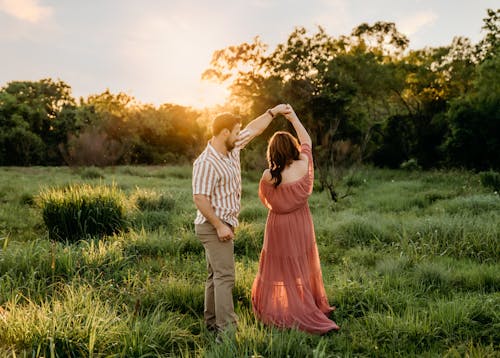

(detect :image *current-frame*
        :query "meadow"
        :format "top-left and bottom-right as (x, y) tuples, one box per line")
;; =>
(0, 165), (498, 357)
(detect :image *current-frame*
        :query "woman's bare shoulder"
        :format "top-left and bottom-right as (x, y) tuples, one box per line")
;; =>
(261, 169), (273, 183)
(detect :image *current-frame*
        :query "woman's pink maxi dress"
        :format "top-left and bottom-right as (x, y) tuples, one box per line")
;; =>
(251, 143), (339, 334)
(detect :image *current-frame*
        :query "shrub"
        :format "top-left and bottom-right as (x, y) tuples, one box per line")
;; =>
(479, 170), (500, 192)
(38, 184), (128, 242)
(0, 125), (46, 165)
(19, 193), (35, 206)
(60, 126), (125, 166)
(78, 166), (105, 179)
(344, 173), (366, 188)
(132, 190), (176, 212)
(400, 158), (421, 171)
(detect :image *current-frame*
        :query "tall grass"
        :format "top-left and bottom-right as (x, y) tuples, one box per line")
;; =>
(0, 165), (498, 356)
(38, 183), (129, 242)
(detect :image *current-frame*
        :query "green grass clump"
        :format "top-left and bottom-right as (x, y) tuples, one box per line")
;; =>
(38, 184), (129, 242)
(234, 222), (264, 257)
(129, 189), (177, 231)
(77, 166), (105, 179)
(479, 170), (500, 192)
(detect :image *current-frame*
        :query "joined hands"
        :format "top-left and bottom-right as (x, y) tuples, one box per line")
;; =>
(235, 104), (293, 149)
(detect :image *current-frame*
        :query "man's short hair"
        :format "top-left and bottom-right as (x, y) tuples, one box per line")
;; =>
(212, 113), (241, 136)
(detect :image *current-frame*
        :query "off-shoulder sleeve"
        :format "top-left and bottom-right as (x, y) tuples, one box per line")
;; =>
(300, 143), (314, 193)
(258, 180), (273, 210)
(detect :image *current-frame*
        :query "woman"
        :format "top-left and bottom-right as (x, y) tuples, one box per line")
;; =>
(251, 104), (340, 334)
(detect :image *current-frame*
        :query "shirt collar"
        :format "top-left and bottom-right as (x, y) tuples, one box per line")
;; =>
(208, 140), (231, 160)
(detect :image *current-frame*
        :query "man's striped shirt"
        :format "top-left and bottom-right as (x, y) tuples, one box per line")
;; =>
(192, 142), (241, 227)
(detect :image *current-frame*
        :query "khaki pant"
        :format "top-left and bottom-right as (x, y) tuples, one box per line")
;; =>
(195, 222), (238, 331)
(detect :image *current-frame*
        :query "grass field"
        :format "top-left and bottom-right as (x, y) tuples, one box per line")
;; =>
(0, 165), (498, 357)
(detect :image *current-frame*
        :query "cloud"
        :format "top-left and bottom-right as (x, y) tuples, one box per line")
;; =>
(399, 11), (438, 36)
(0, 0), (52, 23)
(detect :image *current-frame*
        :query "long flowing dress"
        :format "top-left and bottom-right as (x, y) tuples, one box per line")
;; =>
(251, 143), (339, 334)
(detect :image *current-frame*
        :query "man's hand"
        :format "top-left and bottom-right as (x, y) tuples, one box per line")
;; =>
(193, 194), (235, 241)
(216, 223), (234, 242)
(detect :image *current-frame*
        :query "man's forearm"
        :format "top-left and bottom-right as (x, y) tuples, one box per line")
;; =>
(245, 110), (274, 137)
(238, 105), (287, 148)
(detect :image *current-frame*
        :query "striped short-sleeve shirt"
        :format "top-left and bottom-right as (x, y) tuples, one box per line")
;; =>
(192, 142), (241, 227)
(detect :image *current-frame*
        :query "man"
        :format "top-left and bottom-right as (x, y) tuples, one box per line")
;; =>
(192, 104), (290, 336)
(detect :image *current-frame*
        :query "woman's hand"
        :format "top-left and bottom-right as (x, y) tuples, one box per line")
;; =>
(271, 103), (293, 117)
(284, 104), (312, 145)
(283, 104), (299, 123)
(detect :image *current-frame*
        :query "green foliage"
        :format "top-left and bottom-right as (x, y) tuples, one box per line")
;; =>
(0, 78), (75, 165)
(77, 166), (105, 179)
(128, 189), (178, 231)
(234, 222), (264, 257)
(38, 184), (129, 242)
(0, 125), (46, 165)
(479, 170), (500, 191)
(400, 158), (421, 171)
(0, 83), (206, 166)
(132, 189), (176, 212)
(442, 46), (500, 170)
(202, 9), (498, 172)
(476, 9), (500, 61)
(444, 96), (500, 170)
(1, 10), (498, 170)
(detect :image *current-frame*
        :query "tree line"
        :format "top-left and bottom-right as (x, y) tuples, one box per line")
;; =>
(0, 84), (207, 166)
(1, 9), (498, 174)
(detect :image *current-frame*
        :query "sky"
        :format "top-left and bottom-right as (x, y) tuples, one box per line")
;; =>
(0, 0), (495, 108)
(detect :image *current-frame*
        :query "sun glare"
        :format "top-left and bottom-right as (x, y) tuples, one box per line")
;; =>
(190, 81), (229, 109)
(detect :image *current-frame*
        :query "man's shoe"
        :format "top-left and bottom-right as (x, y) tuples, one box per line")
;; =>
(215, 333), (223, 344)
(206, 324), (217, 333)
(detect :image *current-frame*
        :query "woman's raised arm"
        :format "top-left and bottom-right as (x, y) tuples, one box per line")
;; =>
(284, 105), (312, 146)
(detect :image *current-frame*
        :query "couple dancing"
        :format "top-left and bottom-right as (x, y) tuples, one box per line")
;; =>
(192, 104), (340, 338)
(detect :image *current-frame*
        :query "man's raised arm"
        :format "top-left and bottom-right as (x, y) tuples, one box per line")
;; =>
(235, 104), (291, 149)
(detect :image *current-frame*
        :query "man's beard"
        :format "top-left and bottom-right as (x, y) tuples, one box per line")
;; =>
(225, 138), (235, 151)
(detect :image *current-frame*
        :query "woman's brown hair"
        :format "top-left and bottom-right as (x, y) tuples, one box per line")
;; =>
(267, 131), (300, 187)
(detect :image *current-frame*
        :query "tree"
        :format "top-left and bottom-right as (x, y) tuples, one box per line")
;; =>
(443, 51), (500, 169)
(125, 103), (203, 164)
(476, 8), (499, 61)
(0, 79), (75, 165)
(371, 35), (478, 169)
(203, 23), (410, 200)
(349, 21), (409, 59)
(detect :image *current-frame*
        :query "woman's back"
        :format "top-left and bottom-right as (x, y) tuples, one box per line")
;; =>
(262, 153), (309, 185)
(259, 145), (314, 214)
